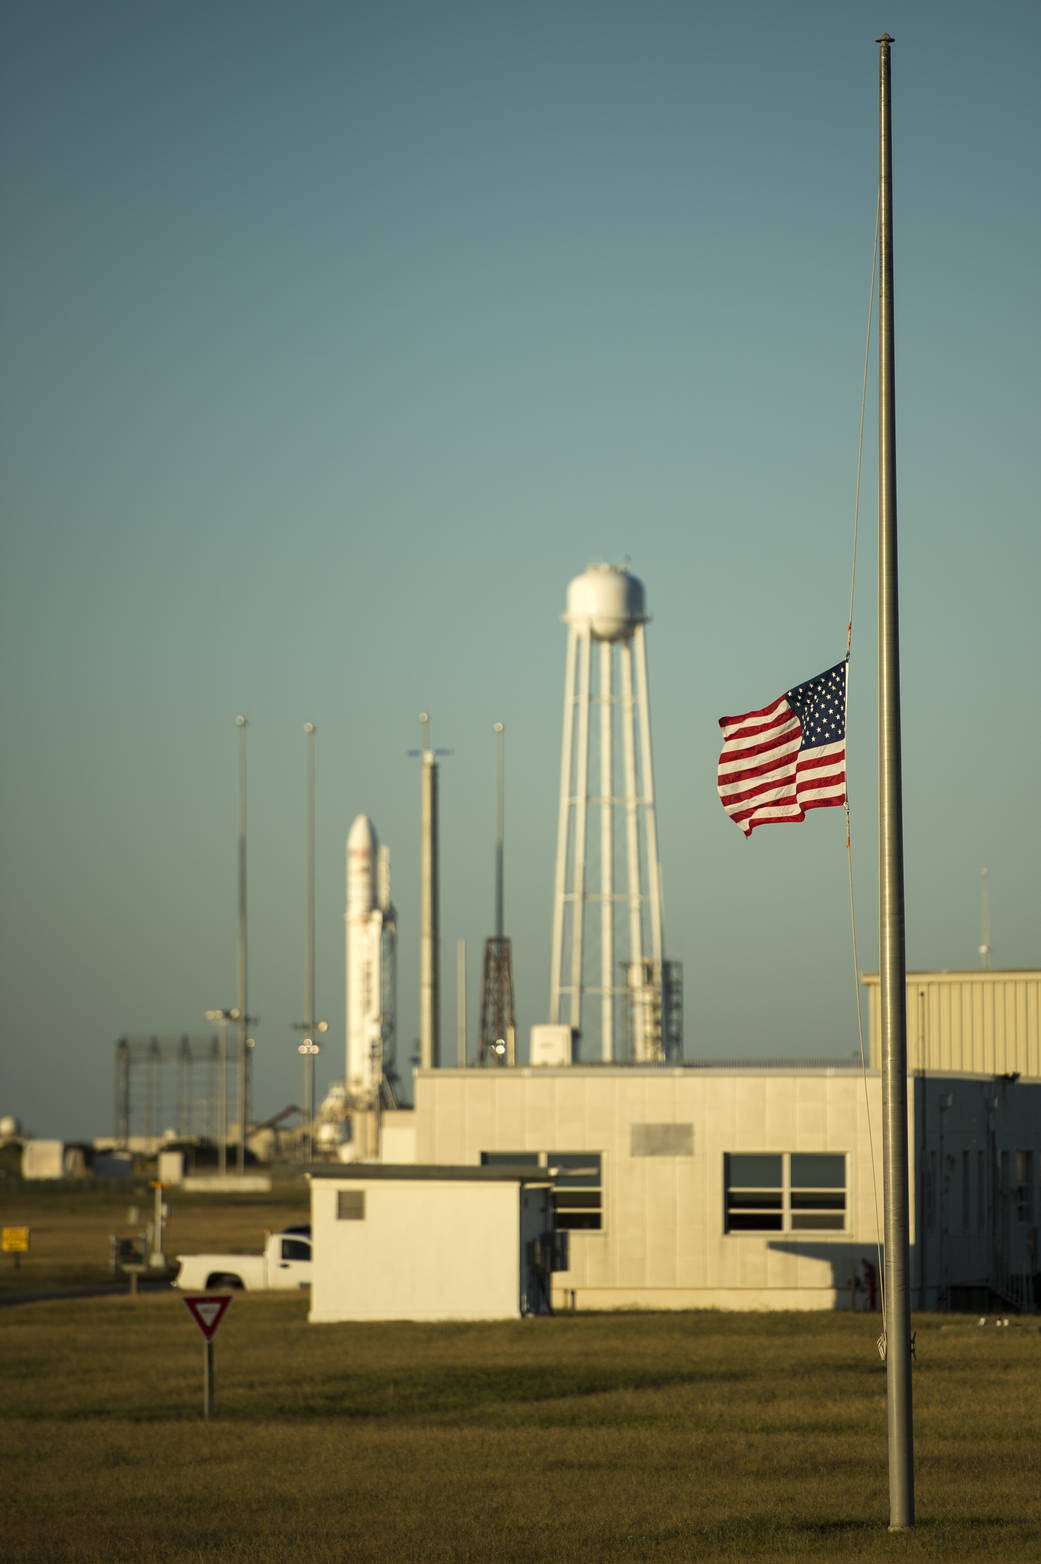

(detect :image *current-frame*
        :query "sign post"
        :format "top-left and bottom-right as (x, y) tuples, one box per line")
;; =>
(182, 1295), (232, 1418)
(149, 1180), (169, 1266)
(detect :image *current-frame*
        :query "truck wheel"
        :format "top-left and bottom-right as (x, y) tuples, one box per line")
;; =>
(206, 1273), (243, 1290)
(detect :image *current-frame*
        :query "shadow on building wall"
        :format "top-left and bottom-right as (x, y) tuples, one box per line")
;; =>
(766, 1239), (887, 1312)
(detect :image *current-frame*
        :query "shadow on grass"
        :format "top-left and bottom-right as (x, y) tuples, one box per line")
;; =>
(680, 1512), (1041, 1561)
(224, 1360), (747, 1424)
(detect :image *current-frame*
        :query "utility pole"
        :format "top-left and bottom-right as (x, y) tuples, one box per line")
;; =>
(235, 716), (250, 1174)
(408, 714), (451, 1071)
(293, 722), (327, 1161)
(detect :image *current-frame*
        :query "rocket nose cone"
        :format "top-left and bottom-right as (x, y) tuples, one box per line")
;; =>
(347, 814), (378, 853)
(347, 814), (379, 916)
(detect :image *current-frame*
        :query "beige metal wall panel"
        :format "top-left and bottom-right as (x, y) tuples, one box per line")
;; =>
(864, 970), (1041, 1079)
(737, 1076), (769, 1146)
(491, 1084), (526, 1147)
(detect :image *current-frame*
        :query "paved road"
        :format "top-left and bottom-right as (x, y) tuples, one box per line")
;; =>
(0, 1278), (173, 1307)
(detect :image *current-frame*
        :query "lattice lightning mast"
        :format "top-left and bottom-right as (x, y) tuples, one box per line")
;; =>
(479, 722), (516, 1065)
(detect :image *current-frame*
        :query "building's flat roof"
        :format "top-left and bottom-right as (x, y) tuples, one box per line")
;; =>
(308, 1163), (554, 1184)
(415, 1060), (868, 1078)
(860, 969), (1041, 982)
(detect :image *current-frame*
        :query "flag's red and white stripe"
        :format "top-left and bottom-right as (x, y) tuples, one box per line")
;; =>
(717, 694), (845, 837)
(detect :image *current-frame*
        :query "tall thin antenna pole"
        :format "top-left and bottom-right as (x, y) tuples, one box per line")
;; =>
(292, 723), (326, 1162)
(235, 715), (249, 1176)
(979, 868), (991, 969)
(494, 722), (505, 939)
(877, 32), (915, 1532)
(305, 724), (316, 1033)
(411, 713), (451, 1072)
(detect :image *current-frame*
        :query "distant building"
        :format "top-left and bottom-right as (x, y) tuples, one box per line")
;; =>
(862, 969), (1041, 1078)
(406, 1062), (1039, 1313)
(313, 967), (1041, 1317)
(21, 1140), (68, 1180)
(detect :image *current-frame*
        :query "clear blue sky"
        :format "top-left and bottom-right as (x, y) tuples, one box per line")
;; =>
(3, 2), (1038, 1144)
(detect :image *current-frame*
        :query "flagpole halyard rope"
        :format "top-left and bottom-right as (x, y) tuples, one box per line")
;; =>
(845, 192), (887, 1324)
(847, 807), (886, 1319)
(847, 191), (880, 662)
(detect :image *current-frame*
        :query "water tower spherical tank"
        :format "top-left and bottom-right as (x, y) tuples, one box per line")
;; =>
(564, 563), (647, 642)
(0, 1115), (21, 1139)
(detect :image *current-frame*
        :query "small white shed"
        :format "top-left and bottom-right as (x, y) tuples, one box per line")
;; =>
(308, 1164), (558, 1323)
(22, 1140), (68, 1179)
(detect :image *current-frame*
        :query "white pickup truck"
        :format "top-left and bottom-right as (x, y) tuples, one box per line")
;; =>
(171, 1224), (313, 1292)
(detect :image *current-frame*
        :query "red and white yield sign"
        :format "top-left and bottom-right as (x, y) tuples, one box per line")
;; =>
(183, 1294), (232, 1340)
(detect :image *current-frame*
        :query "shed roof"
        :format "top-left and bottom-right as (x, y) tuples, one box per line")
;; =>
(308, 1162), (554, 1184)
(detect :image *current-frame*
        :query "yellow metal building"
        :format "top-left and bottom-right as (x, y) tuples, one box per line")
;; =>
(862, 970), (1041, 1077)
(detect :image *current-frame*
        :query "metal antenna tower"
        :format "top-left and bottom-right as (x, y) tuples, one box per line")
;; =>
(479, 722), (516, 1065)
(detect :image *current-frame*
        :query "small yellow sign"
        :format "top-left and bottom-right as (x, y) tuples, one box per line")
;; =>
(2, 1227), (30, 1253)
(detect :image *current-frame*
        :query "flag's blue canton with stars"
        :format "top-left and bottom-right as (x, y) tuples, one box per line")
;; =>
(716, 661), (847, 836)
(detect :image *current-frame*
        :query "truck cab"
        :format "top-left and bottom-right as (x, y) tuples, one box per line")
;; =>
(172, 1225), (313, 1292)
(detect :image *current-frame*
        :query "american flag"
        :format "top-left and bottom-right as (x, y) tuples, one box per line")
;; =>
(717, 661), (847, 836)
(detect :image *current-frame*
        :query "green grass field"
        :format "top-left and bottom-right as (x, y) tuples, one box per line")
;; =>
(2, 1180), (1039, 1561)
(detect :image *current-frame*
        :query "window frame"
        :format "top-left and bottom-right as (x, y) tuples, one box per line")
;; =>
(724, 1151), (848, 1236)
(480, 1150), (604, 1232)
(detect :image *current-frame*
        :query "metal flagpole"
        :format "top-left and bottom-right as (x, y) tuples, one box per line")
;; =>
(877, 32), (915, 1531)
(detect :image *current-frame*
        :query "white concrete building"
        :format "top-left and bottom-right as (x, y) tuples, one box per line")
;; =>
(407, 1064), (1041, 1313)
(304, 969), (1041, 1319)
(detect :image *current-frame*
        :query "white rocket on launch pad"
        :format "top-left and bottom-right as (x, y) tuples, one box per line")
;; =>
(345, 813), (395, 1110)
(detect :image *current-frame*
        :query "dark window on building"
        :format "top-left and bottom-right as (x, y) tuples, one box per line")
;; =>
(336, 1190), (365, 1221)
(725, 1152), (846, 1234)
(789, 1154), (846, 1231)
(480, 1151), (603, 1230)
(550, 1153), (603, 1230)
(1015, 1151), (1035, 1224)
(725, 1154), (783, 1232)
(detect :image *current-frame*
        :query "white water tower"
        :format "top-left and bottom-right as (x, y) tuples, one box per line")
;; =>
(548, 562), (676, 1062)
